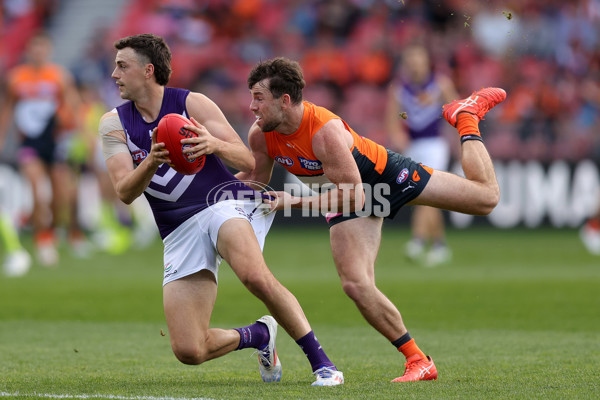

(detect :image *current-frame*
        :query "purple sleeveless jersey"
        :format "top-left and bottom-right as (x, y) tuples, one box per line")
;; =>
(116, 87), (260, 239)
(395, 74), (443, 140)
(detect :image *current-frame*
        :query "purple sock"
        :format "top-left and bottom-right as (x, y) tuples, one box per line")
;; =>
(234, 321), (269, 350)
(296, 331), (335, 372)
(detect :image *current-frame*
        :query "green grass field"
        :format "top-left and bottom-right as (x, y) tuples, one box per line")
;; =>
(1, 226), (599, 400)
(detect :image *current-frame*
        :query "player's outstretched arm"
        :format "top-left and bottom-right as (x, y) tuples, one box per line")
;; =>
(309, 120), (365, 213)
(185, 92), (254, 172)
(264, 120), (365, 214)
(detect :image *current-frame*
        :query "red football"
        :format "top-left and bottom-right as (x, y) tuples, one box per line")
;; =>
(156, 113), (206, 175)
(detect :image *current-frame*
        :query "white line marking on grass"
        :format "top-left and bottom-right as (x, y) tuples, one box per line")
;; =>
(0, 392), (215, 400)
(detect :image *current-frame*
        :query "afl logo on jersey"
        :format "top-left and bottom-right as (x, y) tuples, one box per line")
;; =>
(132, 149), (148, 165)
(396, 168), (409, 184)
(275, 155), (294, 167)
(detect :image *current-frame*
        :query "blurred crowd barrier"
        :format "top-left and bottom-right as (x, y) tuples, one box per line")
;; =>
(0, 159), (598, 229)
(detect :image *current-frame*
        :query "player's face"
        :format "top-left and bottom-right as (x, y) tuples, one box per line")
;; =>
(402, 47), (429, 82)
(27, 36), (52, 66)
(250, 80), (285, 132)
(112, 48), (148, 101)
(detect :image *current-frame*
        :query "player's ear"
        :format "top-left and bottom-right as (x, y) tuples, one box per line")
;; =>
(145, 63), (154, 79)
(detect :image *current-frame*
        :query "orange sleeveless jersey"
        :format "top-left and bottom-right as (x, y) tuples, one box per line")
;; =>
(8, 63), (72, 135)
(9, 63), (64, 102)
(264, 101), (388, 177)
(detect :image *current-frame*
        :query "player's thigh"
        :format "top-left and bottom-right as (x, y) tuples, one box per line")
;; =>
(163, 270), (217, 345)
(216, 218), (271, 283)
(409, 169), (478, 212)
(329, 216), (383, 282)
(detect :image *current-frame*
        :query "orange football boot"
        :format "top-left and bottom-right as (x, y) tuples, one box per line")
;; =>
(443, 87), (507, 127)
(391, 354), (438, 382)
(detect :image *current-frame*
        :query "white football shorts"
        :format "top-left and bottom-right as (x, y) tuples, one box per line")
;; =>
(406, 136), (450, 171)
(162, 199), (275, 286)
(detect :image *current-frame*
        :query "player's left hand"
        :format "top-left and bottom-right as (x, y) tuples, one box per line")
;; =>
(180, 117), (219, 159)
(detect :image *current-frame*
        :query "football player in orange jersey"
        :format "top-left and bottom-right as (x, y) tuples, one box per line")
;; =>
(0, 32), (84, 266)
(240, 57), (505, 383)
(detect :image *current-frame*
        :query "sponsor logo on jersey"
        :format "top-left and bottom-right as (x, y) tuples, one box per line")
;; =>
(235, 206), (254, 222)
(164, 269), (178, 279)
(298, 157), (322, 171)
(164, 263), (178, 279)
(275, 155), (294, 167)
(396, 168), (409, 184)
(402, 181), (417, 193)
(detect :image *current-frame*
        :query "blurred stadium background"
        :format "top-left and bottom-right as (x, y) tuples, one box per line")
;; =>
(1, 2), (599, 399)
(1, 0), (599, 232)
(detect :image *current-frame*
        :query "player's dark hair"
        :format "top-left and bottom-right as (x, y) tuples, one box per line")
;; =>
(247, 57), (305, 104)
(114, 33), (172, 86)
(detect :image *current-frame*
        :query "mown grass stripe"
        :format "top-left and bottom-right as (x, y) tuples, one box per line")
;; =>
(0, 392), (215, 400)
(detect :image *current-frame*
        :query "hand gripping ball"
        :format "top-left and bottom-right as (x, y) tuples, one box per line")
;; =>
(156, 113), (206, 175)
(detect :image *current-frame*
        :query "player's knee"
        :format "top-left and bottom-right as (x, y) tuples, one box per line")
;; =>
(340, 278), (371, 303)
(172, 343), (207, 365)
(240, 269), (276, 298)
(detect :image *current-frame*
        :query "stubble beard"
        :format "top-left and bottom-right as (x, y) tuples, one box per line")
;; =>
(260, 112), (283, 133)
(260, 120), (279, 132)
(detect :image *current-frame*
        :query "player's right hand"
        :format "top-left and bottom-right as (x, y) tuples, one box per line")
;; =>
(149, 127), (172, 167)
